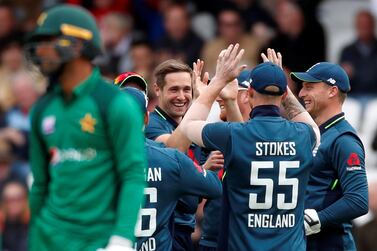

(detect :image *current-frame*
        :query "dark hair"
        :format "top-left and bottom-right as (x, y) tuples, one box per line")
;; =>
(131, 38), (152, 50)
(153, 59), (193, 89)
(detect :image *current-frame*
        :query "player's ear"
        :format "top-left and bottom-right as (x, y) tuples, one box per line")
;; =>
(248, 87), (254, 98)
(328, 86), (338, 98)
(154, 83), (161, 97)
(282, 90), (288, 100)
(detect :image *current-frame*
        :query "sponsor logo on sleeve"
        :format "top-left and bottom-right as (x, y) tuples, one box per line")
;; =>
(346, 152), (362, 171)
(42, 116), (56, 135)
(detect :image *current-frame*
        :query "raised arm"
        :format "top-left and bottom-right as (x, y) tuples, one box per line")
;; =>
(219, 79), (243, 122)
(180, 44), (246, 147)
(262, 48), (321, 147)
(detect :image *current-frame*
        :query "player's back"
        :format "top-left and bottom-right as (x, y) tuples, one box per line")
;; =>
(225, 116), (316, 251)
(135, 140), (222, 251)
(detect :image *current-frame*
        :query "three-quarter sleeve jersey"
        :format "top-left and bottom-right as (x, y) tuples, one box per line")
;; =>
(135, 140), (222, 250)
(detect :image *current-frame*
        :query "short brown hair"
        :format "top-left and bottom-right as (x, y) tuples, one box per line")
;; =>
(153, 59), (193, 89)
(338, 90), (347, 104)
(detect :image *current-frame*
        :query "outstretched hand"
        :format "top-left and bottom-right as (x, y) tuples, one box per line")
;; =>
(193, 59), (210, 99)
(261, 48), (282, 69)
(214, 44), (246, 84)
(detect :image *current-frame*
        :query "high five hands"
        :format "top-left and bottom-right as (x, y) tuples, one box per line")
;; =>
(193, 59), (209, 99)
(214, 43), (246, 84)
(261, 48), (283, 69)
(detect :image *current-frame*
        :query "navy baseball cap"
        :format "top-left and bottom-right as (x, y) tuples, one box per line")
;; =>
(290, 62), (351, 93)
(114, 72), (148, 94)
(249, 62), (287, 96)
(122, 87), (148, 114)
(237, 70), (251, 90)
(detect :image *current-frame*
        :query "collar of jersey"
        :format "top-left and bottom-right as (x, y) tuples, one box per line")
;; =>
(319, 112), (345, 134)
(154, 106), (179, 128)
(53, 67), (100, 98)
(250, 105), (281, 119)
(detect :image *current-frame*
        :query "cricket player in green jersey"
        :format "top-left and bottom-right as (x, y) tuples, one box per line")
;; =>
(25, 4), (146, 251)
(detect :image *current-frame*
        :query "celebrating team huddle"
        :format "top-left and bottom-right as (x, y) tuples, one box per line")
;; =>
(27, 4), (368, 251)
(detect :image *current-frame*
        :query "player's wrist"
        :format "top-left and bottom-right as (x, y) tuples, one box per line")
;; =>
(210, 76), (229, 88)
(304, 209), (321, 236)
(98, 235), (134, 251)
(108, 235), (133, 247)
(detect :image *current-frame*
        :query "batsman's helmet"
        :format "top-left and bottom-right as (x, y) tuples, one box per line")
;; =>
(26, 4), (102, 64)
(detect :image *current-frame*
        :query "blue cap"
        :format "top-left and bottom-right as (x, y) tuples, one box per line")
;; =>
(237, 70), (251, 89)
(122, 87), (148, 114)
(249, 62), (287, 95)
(290, 62), (351, 93)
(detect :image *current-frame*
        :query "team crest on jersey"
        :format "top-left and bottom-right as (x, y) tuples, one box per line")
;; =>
(42, 116), (56, 135)
(80, 113), (97, 133)
(346, 152), (362, 171)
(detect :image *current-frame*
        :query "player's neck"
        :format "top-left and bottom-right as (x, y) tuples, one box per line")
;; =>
(59, 59), (93, 96)
(314, 106), (343, 127)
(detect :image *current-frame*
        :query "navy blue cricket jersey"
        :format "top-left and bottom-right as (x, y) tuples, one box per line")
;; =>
(305, 113), (368, 251)
(135, 139), (222, 251)
(199, 170), (224, 248)
(202, 105), (316, 251)
(145, 106), (205, 231)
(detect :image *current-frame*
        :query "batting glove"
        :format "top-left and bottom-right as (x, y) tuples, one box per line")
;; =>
(304, 209), (321, 236)
(97, 236), (135, 251)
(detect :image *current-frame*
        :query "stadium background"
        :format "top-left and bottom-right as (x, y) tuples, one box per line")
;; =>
(0, 0), (376, 250)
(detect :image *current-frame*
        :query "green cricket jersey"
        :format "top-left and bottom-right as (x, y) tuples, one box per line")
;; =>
(29, 68), (146, 243)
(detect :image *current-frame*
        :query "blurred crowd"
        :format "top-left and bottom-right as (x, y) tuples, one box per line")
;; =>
(0, 0), (376, 250)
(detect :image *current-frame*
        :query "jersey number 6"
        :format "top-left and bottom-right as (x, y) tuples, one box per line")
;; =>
(135, 187), (157, 237)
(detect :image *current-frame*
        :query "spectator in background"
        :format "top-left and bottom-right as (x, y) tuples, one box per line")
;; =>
(130, 40), (155, 87)
(266, 1), (326, 73)
(96, 12), (134, 78)
(202, 5), (262, 76)
(1, 180), (29, 251)
(0, 143), (26, 193)
(1, 70), (44, 180)
(231, 0), (276, 45)
(0, 3), (17, 45)
(131, 0), (170, 44)
(155, 3), (204, 65)
(130, 40), (158, 110)
(0, 39), (25, 113)
(340, 10), (377, 101)
(10, 0), (43, 33)
(66, 0), (131, 23)
(355, 180), (377, 251)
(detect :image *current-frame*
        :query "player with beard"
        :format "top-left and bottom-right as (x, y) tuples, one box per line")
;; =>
(26, 5), (146, 251)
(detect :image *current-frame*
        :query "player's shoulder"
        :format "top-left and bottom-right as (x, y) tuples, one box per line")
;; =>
(146, 141), (182, 167)
(148, 111), (164, 123)
(204, 121), (234, 131)
(329, 119), (361, 143)
(95, 81), (141, 116)
(287, 120), (312, 131)
(91, 77), (125, 101)
(30, 90), (58, 120)
(145, 111), (172, 137)
(326, 119), (364, 152)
